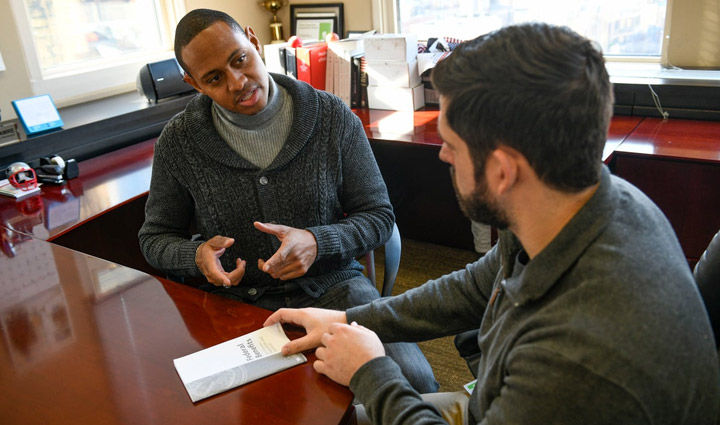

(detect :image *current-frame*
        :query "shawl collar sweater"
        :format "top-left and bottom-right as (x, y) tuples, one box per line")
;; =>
(139, 73), (394, 301)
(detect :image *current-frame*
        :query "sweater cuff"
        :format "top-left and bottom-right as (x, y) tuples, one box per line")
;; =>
(181, 240), (205, 277)
(308, 225), (340, 261)
(349, 356), (406, 401)
(346, 303), (377, 327)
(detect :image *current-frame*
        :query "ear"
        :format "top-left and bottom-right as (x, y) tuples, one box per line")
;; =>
(245, 26), (263, 56)
(183, 73), (204, 95)
(486, 148), (519, 196)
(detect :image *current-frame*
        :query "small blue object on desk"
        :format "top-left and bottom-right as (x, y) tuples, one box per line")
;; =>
(11, 94), (64, 136)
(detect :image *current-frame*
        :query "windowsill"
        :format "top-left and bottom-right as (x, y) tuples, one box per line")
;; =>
(1, 89), (193, 140)
(1, 91), (155, 143)
(0, 90), (194, 168)
(57, 91), (156, 129)
(606, 62), (720, 87)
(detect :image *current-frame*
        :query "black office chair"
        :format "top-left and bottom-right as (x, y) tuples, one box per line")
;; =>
(455, 228), (720, 378)
(365, 222), (402, 297)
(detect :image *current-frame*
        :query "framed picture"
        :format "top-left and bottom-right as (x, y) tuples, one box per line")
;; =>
(290, 3), (344, 42)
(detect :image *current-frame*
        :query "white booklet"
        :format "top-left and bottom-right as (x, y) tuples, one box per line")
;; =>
(0, 178), (41, 199)
(173, 322), (307, 402)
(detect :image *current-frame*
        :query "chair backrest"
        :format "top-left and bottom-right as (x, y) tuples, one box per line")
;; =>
(694, 229), (720, 348)
(365, 222), (401, 297)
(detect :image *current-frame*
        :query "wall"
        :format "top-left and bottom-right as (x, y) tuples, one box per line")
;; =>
(183, 0), (372, 50)
(0, 0), (33, 122)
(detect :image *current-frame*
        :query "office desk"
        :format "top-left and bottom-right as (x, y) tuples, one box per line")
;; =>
(0, 229), (354, 425)
(354, 110), (718, 263)
(610, 118), (720, 264)
(0, 138), (159, 276)
(355, 108), (475, 249)
(604, 116), (643, 162)
(356, 110), (643, 249)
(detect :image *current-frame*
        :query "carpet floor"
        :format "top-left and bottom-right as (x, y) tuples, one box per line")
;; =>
(362, 238), (481, 392)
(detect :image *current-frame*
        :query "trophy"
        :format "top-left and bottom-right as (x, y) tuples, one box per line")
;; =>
(259, 0), (287, 43)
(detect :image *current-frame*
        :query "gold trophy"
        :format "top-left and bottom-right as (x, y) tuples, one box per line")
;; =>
(259, 0), (287, 43)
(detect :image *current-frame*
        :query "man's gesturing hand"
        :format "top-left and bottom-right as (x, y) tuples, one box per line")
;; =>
(195, 235), (246, 287)
(255, 222), (318, 280)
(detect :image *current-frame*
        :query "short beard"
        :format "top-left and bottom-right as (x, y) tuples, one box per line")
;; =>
(450, 166), (510, 230)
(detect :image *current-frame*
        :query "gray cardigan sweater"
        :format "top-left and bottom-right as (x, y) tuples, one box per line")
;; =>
(347, 166), (720, 424)
(138, 74), (394, 300)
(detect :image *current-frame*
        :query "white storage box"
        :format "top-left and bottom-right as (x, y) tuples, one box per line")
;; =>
(263, 42), (290, 75)
(366, 60), (421, 88)
(368, 84), (425, 111)
(364, 34), (418, 62)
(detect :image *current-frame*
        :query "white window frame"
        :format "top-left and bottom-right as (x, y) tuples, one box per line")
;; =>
(9, 0), (186, 107)
(375, 0), (720, 85)
(375, 0), (671, 65)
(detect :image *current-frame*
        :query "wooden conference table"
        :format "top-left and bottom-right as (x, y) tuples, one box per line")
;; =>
(0, 144), (354, 423)
(0, 231), (354, 425)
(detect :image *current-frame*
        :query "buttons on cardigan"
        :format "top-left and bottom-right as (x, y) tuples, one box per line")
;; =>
(259, 176), (268, 185)
(248, 288), (258, 296)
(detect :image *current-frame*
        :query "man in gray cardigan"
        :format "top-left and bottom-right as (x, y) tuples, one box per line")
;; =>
(265, 23), (720, 424)
(137, 9), (437, 393)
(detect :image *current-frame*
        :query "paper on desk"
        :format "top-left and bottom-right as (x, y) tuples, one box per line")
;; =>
(417, 51), (452, 75)
(173, 322), (307, 402)
(0, 179), (41, 199)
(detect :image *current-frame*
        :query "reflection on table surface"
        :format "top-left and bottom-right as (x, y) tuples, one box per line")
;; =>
(615, 117), (720, 162)
(0, 138), (155, 242)
(0, 230), (353, 425)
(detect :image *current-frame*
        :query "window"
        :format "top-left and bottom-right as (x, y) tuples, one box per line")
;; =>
(10, 0), (184, 105)
(28, 0), (165, 72)
(396, 0), (668, 58)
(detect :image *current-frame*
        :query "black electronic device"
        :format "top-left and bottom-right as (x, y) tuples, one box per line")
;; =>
(137, 58), (195, 103)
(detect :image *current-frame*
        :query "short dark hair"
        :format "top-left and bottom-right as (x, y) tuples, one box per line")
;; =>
(432, 23), (613, 192)
(174, 9), (244, 75)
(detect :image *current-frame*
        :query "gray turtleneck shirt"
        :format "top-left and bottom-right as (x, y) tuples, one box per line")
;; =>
(212, 76), (293, 169)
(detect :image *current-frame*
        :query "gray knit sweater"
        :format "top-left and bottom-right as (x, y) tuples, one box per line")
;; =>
(138, 73), (394, 300)
(347, 166), (720, 424)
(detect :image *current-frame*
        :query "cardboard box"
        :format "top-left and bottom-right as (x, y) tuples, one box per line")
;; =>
(296, 42), (328, 91)
(368, 84), (425, 111)
(364, 34), (418, 62)
(366, 60), (421, 88)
